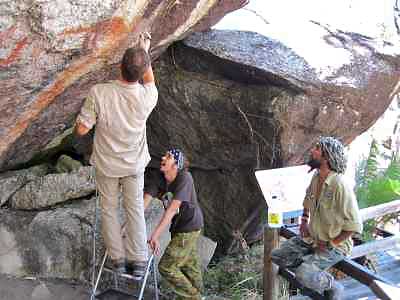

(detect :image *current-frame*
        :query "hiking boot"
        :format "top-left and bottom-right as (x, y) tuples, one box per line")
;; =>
(105, 258), (126, 273)
(325, 281), (344, 300)
(126, 260), (147, 278)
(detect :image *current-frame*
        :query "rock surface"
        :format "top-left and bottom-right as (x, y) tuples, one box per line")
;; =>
(138, 26), (399, 250)
(1, 0), (400, 274)
(0, 192), (216, 279)
(38, 25), (400, 251)
(0, 199), (94, 278)
(10, 166), (95, 209)
(181, 29), (400, 165)
(0, 164), (50, 207)
(145, 54), (279, 249)
(55, 155), (83, 174)
(4, 25), (399, 254)
(0, 0), (248, 171)
(0, 275), (88, 300)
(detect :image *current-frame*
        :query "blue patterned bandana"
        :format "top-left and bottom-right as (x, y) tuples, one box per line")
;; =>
(168, 148), (184, 170)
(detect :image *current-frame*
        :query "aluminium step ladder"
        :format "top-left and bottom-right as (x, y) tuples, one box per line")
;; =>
(90, 186), (159, 300)
(90, 251), (158, 300)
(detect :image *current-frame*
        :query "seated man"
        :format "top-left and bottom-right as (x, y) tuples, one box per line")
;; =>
(271, 137), (363, 300)
(145, 148), (204, 300)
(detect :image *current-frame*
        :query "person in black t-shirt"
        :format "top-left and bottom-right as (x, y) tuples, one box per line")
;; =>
(145, 148), (204, 300)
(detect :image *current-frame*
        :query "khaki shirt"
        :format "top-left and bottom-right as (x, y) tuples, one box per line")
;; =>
(303, 171), (362, 255)
(77, 80), (158, 177)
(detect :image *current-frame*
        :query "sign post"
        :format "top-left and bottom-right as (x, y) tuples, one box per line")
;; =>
(255, 165), (313, 300)
(263, 225), (287, 300)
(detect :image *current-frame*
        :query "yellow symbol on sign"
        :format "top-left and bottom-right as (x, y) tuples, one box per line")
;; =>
(268, 213), (281, 224)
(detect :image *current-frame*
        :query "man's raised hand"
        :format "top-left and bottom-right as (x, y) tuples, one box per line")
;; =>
(139, 32), (151, 53)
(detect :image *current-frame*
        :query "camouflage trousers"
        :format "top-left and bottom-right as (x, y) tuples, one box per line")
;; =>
(159, 230), (203, 300)
(271, 236), (344, 296)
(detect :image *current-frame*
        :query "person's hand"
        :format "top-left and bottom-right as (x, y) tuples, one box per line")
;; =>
(148, 234), (160, 256)
(139, 32), (151, 53)
(299, 220), (310, 238)
(316, 240), (330, 253)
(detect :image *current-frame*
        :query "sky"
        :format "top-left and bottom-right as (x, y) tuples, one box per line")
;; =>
(215, 0), (398, 42)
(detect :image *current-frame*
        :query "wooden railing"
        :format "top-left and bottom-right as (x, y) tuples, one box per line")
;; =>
(263, 199), (400, 300)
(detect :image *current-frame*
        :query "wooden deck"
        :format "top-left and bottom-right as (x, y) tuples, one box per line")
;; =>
(341, 245), (400, 300)
(290, 244), (400, 300)
(263, 201), (400, 300)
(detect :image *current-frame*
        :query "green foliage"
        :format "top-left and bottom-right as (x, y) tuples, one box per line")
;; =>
(204, 245), (263, 299)
(356, 141), (400, 240)
(356, 141), (400, 209)
(358, 177), (400, 209)
(384, 156), (400, 180)
(354, 156), (367, 191)
(361, 219), (378, 241)
(363, 139), (379, 185)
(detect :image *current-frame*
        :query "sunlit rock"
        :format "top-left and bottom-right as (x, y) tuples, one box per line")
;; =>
(0, 0), (247, 171)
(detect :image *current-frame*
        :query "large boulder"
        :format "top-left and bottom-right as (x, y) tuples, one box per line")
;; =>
(39, 24), (400, 251)
(181, 28), (400, 165)
(2, 0), (399, 258)
(142, 26), (400, 251)
(143, 50), (287, 249)
(0, 164), (50, 207)
(0, 194), (216, 279)
(0, 199), (94, 279)
(10, 166), (95, 210)
(0, 0), (248, 171)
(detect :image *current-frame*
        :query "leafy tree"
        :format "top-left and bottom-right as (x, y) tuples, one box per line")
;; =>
(356, 139), (380, 206)
(364, 139), (380, 184)
(384, 155), (400, 180)
(357, 152), (400, 209)
(359, 177), (400, 208)
(355, 141), (400, 240)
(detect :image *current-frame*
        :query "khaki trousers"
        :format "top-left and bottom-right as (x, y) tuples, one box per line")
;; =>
(96, 170), (148, 262)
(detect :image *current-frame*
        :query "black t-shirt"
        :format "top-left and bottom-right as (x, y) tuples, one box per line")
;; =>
(145, 170), (204, 234)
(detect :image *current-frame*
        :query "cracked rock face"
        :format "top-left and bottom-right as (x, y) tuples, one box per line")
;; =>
(1, 0), (400, 260)
(182, 29), (400, 164)
(0, 196), (216, 279)
(0, 0), (247, 171)
(0, 164), (50, 207)
(0, 200), (93, 278)
(10, 166), (95, 210)
(37, 27), (399, 252)
(141, 27), (399, 250)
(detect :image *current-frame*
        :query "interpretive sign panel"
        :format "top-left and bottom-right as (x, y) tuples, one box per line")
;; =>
(255, 165), (314, 220)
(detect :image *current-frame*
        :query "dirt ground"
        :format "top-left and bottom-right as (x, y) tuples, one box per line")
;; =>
(0, 274), (159, 300)
(0, 274), (89, 300)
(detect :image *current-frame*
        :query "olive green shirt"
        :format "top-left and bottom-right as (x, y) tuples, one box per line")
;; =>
(303, 171), (362, 255)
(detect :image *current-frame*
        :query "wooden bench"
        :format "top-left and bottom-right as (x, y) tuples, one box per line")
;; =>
(270, 227), (400, 300)
(263, 199), (400, 300)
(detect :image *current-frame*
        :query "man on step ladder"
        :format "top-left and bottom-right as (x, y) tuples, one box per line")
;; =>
(75, 31), (158, 278)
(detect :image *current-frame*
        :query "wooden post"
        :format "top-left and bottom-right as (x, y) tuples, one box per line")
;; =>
(264, 225), (289, 300)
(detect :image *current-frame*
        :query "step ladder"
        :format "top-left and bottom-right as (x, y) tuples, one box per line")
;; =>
(90, 250), (158, 300)
(90, 187), (159, 300)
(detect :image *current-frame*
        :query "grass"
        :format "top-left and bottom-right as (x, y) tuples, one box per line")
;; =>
(203, 243), (264, 300)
